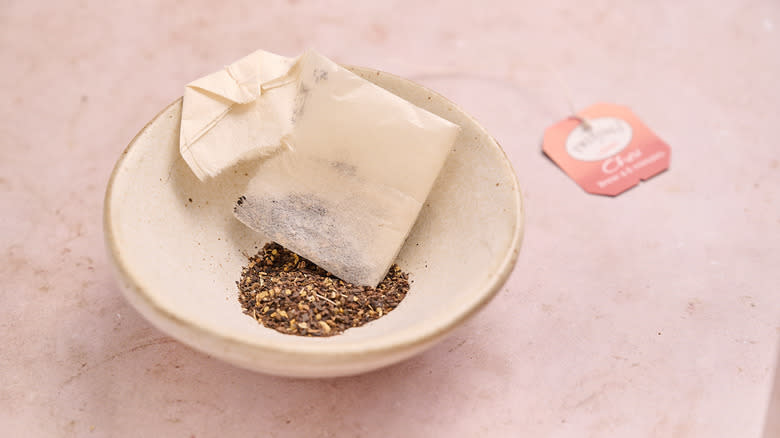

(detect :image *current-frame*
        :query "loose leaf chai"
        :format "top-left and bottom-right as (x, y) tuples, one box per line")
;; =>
(238, 242), (410, 337)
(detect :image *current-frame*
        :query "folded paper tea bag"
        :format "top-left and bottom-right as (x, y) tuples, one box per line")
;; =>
(180, 49), (459, 286)
(180, 50), (299, 179)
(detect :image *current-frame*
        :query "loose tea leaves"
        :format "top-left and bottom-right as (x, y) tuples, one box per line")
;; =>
(237, 242), (410, 337)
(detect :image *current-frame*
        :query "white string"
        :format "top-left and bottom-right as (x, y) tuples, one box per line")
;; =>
(546, 65), (592, 131)
(225, 63), (296, 96)
(260, 76), (296, 94)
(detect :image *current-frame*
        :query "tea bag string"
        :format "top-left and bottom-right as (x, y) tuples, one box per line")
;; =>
(260, 75), (296, 94)
(226, 64), (297, 96)
(547, 65), (592, 131)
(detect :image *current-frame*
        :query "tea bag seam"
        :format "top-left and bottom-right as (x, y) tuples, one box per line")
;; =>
(180, 104), (233, 153)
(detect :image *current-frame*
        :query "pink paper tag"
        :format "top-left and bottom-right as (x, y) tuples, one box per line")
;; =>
(543, 103), (671, 196)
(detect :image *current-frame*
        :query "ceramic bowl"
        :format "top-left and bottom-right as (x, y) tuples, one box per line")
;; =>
(104, 67), (524, 377)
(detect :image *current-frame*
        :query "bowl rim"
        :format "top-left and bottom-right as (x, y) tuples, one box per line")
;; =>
(104, 66), (525, 360)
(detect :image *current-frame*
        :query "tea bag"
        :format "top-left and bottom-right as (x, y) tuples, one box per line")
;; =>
(180, 50), (298, 179)
(180, 49), (459, 286)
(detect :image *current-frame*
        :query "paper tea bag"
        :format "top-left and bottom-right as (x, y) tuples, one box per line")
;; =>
(180, 49), (459, 286)
(180, 50), (299, 180)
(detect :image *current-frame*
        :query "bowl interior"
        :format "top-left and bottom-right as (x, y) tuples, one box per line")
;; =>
(105, 67), (522, 371)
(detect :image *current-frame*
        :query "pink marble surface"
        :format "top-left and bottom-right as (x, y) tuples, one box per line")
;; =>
(2, 1), (779, 436)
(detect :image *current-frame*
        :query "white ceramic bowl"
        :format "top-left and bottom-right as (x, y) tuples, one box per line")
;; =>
(104, 67), (524, 377)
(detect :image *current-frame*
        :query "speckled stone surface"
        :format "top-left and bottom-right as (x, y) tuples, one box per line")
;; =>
(1, 1), (779, 436)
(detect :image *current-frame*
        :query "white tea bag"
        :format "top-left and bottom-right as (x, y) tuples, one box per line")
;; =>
(181, 49), (459, 286)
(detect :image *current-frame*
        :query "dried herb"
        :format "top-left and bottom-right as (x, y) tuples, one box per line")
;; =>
(237, 242), (410, 337)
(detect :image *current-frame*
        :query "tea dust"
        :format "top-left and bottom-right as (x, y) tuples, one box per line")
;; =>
(237, 242), (410, 337)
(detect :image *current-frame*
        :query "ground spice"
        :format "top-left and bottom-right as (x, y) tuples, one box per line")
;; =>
(237, 242), (410, 337)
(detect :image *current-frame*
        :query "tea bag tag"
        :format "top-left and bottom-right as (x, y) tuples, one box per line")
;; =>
(542, 103), (671, 196)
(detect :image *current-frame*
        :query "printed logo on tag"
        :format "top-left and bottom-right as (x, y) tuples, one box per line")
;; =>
(543, 103), (670, 196)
